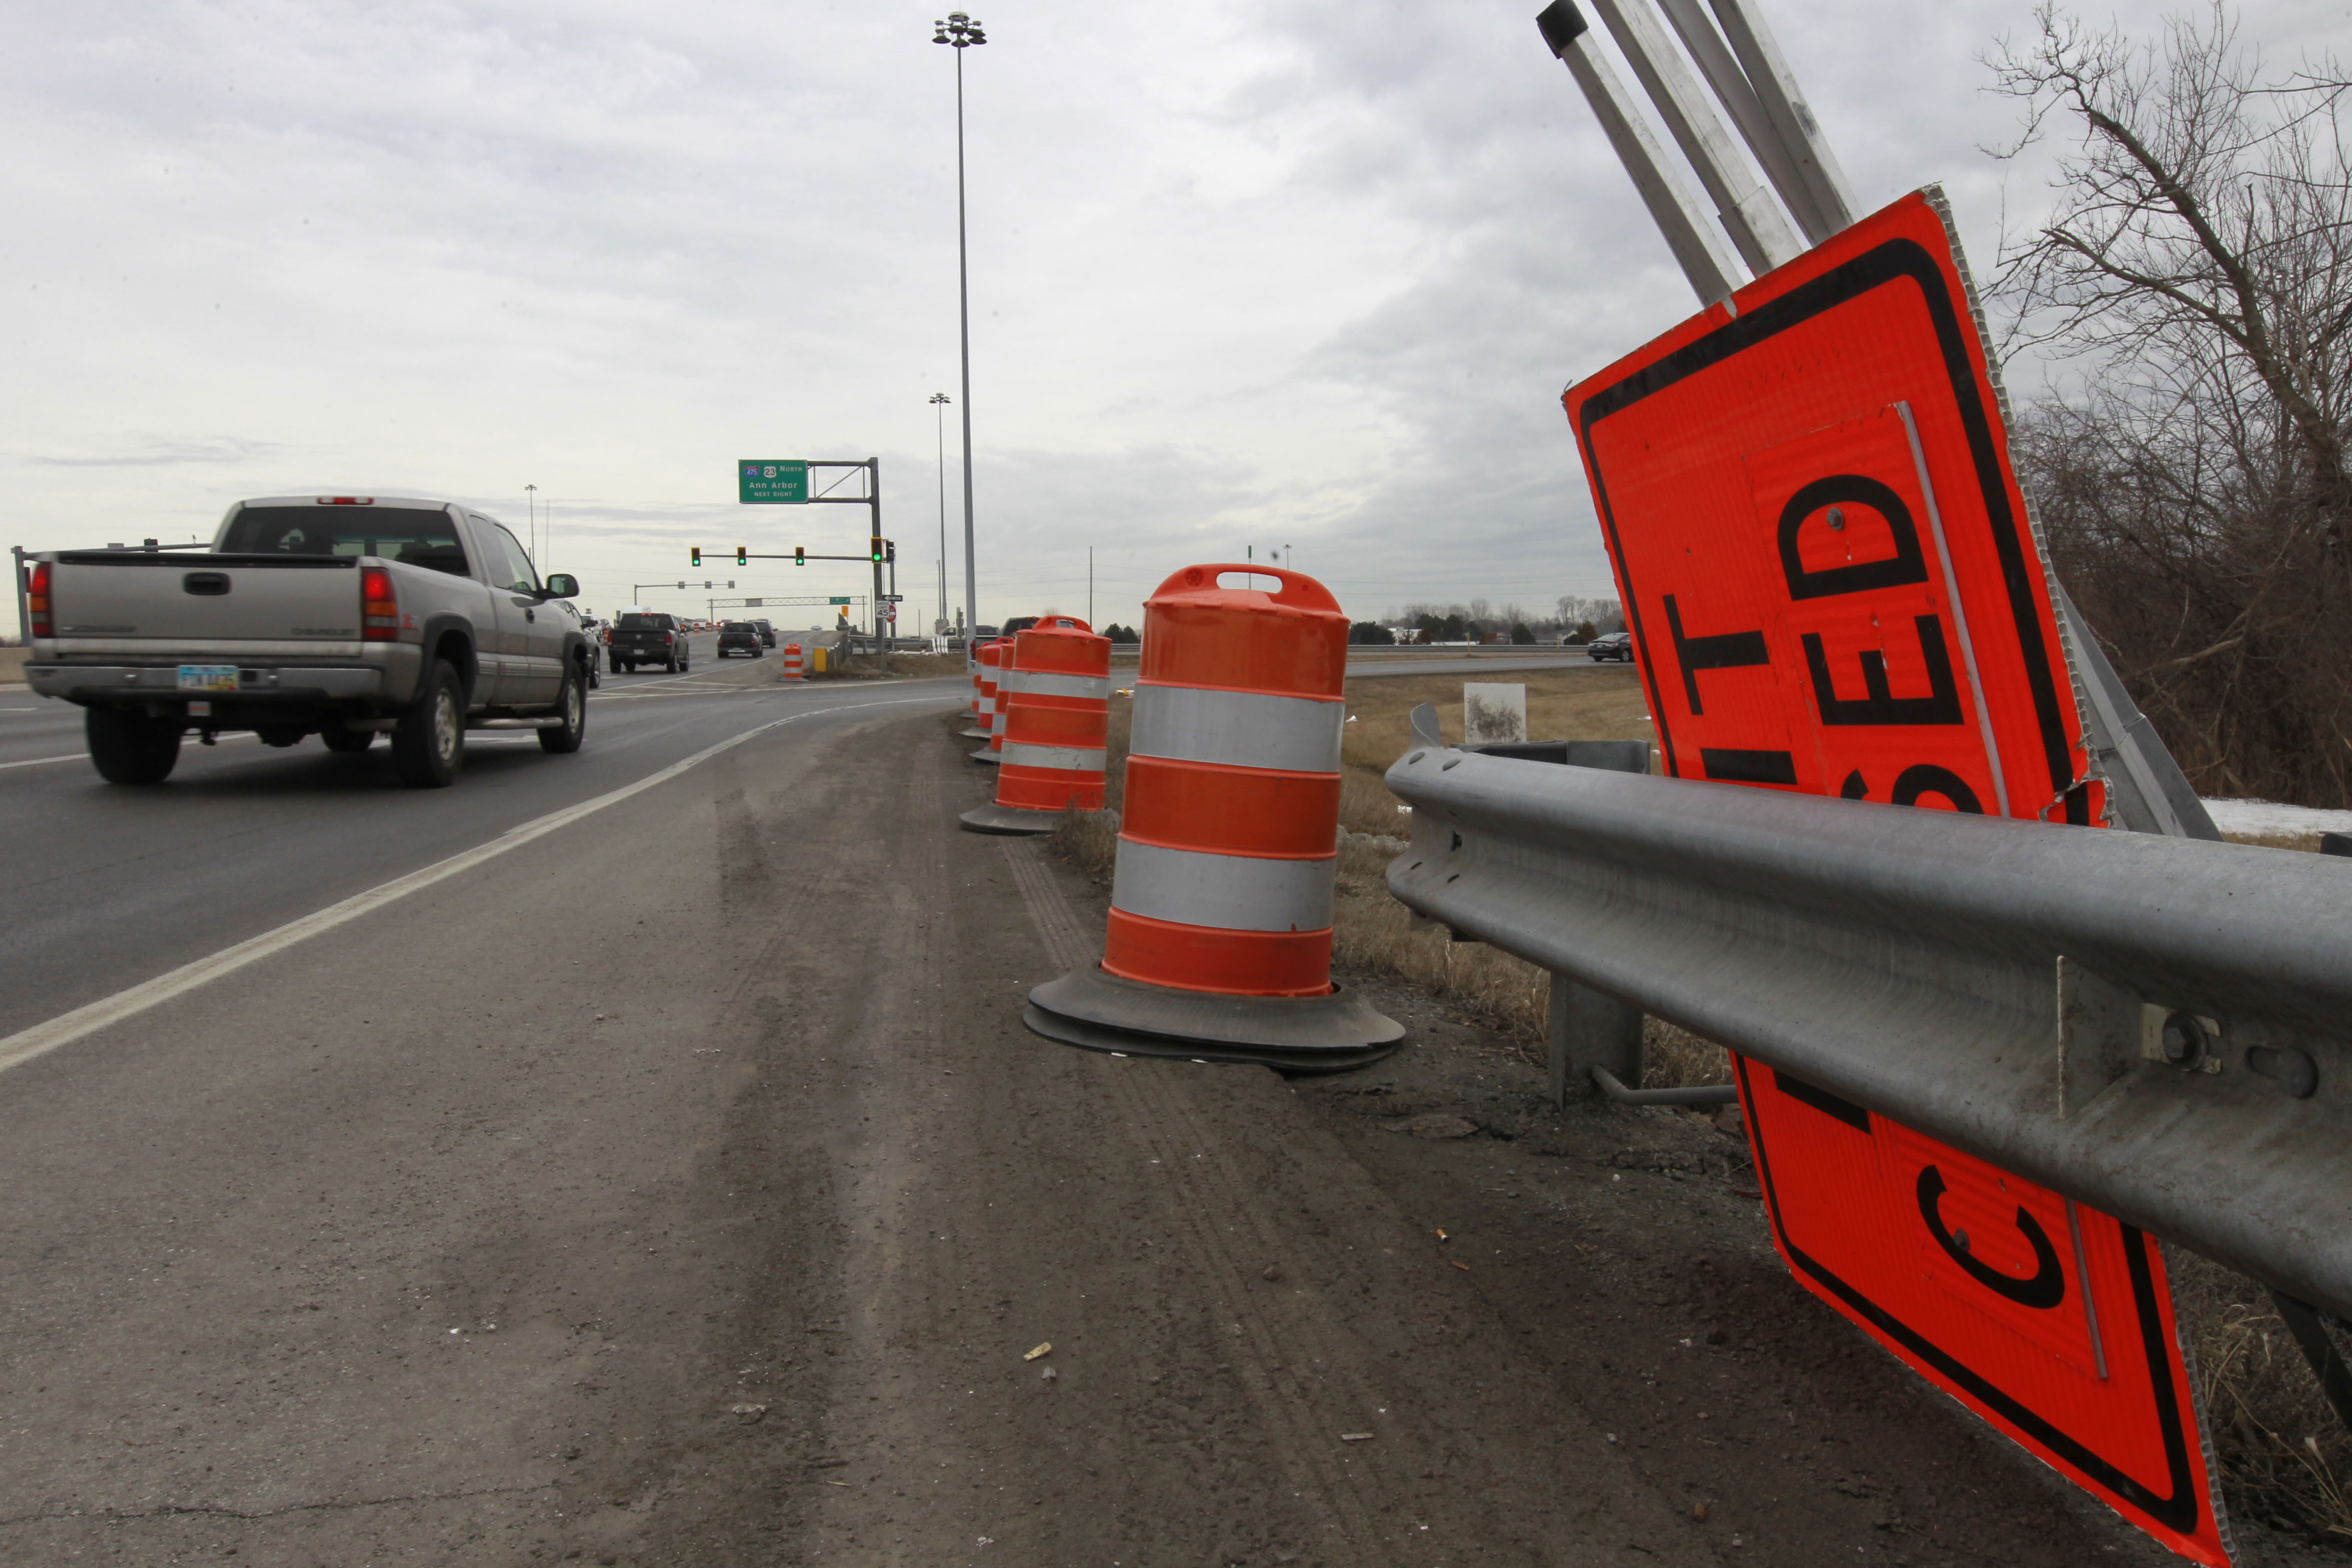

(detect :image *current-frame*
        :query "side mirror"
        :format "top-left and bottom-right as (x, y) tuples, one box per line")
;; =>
(543, 573), (579, 598)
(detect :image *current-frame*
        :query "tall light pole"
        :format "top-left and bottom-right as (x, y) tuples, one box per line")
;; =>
(935, 11), (986, 661)
(930, 392), (951, 637)
(525, 483), (537, 564)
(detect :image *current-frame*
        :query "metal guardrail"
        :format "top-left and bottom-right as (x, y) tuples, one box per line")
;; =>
(1383, 735), (2352, 1321)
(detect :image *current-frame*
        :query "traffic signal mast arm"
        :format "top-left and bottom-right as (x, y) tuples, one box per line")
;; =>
(686, 550), (883, 563)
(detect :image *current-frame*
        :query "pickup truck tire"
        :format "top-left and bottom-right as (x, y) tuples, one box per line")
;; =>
(321, 727), (375, 754)
(665, 655), (679, 673)
(539, 666), (587, 755)
(392, 659), (465, 788)
(86, 708), (182, 785)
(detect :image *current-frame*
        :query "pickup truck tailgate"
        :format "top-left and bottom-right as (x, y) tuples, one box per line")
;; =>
(47, 554), (361, 646)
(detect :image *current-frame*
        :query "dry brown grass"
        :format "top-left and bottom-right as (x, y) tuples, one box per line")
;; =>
(2168, 1250), (2352, 1541)
(1339, 666), (1653, 775)
(2226, 831), (2328, 854)
(822, 650), (967, 680)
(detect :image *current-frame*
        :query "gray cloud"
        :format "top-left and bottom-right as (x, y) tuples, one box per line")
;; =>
(4, 0), (2345, 632)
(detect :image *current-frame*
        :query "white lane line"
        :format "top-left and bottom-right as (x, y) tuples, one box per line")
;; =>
(0, 733), (261, 773)
(0, 695), (954, 1076)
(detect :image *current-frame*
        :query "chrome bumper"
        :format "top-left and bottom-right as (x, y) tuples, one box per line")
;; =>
(28, 664), (387, 702)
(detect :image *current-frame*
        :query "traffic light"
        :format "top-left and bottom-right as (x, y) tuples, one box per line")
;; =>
(884, 540), (897, 564)
(736, 547), (747, 565)
(870, 535), (885, 563)
(794, 546), (805, 566)
(689, 546), (701, 566)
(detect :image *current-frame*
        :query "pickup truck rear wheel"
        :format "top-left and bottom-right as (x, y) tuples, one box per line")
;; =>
(539, 665), (587, 754)
(392, 660), (465, 788)
(665, 654), (679, 673)
(86, 708), (182, 785)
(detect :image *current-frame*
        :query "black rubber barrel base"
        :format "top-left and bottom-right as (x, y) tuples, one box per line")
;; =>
(1025, 965), (1404, 1074)
(959, 801), (1061, 835)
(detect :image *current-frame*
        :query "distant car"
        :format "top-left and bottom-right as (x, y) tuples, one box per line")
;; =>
(716, 621), (765, 658)
(1587, 630), (1635, 662)
(752, 618), (776, 648)
(610, 611), (690, 673)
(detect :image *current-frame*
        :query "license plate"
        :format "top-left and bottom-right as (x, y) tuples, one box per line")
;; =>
(176, 664), (240, 692)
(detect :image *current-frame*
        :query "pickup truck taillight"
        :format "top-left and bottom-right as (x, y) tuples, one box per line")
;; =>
(361, 566), (399, 641)
(27, 562), (51, 637)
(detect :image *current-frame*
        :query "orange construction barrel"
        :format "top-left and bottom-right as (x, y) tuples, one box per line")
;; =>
(968, 638), (1005, 752)
(961, 619), (1108, 834)
(781, 643), (805, 681)
(961, 638), (993, 738)
(1023, 565), (1402, 1071)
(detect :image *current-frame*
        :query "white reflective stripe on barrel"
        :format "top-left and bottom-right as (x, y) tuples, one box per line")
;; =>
(1003, 669), (1112, 700)
(1001, 741), (1106, 772)
(1129, 683), (1343, 773)
(1109, 839), (1335, 933)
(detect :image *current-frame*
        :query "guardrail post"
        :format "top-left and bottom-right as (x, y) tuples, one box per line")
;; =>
(1548, 972), (1643, 1108)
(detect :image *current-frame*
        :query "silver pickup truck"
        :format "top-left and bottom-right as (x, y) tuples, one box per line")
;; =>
(26, 495), (592, 788)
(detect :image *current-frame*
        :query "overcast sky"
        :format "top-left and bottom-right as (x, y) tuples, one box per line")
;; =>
(6, 0), (2346, 635)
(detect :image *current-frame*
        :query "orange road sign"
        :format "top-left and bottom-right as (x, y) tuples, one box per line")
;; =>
(1564, 189), (2227, 1566)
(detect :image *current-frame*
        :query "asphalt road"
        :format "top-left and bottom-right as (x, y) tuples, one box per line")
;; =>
(0, 641), (1713, 1567)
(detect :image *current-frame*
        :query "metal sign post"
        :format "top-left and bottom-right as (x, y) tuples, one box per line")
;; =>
(736, 458), (883, 636)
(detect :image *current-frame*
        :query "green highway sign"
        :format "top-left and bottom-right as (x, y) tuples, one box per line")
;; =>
(828, 596), (853, 605)
(738, 460), (809, 504)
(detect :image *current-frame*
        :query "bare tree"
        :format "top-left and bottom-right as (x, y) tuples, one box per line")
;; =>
(1989, 2), (2352, 804)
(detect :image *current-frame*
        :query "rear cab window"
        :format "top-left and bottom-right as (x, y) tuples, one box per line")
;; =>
(220, 506), (473, 576)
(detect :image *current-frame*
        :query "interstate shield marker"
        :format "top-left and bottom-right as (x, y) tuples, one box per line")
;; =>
(1564, 189), (2229, 1566)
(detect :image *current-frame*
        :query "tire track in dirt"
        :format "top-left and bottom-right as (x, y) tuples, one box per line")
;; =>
(1000, 841), (1394, 1562)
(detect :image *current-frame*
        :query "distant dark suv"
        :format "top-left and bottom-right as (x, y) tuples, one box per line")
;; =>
(611, 612), (690, 673)
(717, 621), (765, 658)
(1586, 630), (1635, 662)
(752, 619), (777, 648)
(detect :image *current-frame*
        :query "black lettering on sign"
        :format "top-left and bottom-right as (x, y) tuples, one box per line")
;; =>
(1772, 1067), (1872, 1133)
(1917, 1165), (2067, 1310)
(1802, 613), (1965, 727)
(1663, 594), (1769, 717)
(1701, 748), (1797, 785)
(1778, 474), (1929, 600)
(1892, 763), (1984, 813)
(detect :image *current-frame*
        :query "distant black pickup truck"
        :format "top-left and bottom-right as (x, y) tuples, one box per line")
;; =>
(716, 621), (764, 658)
(610, 612), (690, 673)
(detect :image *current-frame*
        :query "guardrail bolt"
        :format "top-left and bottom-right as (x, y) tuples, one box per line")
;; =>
(2159, 1011), (2212, 1072)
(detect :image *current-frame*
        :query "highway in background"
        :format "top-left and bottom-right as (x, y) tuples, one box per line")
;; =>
(0, 631), (918, 1038)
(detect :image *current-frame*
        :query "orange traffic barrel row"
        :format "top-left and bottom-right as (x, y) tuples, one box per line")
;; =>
(972, 619), (1081, 763)
(962, 619), (1109, 834)
(1023, 565), (1402, 1071)
(964, 639), (1002, 757)
(961, 639), (995, 739)
(781, 643), (805, 681)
